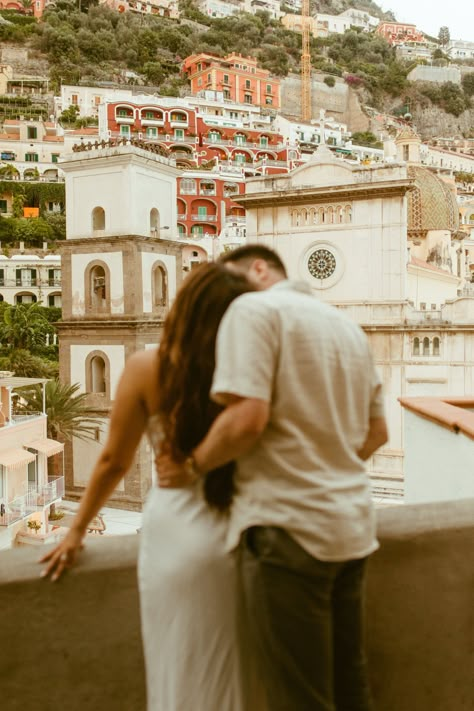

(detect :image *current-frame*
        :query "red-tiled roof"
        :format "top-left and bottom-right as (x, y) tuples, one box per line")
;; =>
(4, 120), (20, 126)
(399, 396), (474, 440)
(43, 135), (64, 142)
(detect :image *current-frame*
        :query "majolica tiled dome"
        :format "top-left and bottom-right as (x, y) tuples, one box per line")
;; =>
(407, 166), (459, 237)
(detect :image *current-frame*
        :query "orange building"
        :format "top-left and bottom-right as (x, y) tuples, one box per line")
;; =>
(182, 53), (281, 110)
(0, 0), (48, 19)
(376, 21), (425, 46)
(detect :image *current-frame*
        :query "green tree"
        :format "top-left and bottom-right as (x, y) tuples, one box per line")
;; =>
(17, 379), (103, 441)
(0, 302), (50, 350)
(438, 26), (450, 47)
(0, 348), (58, 378)
(461, 72), (474, 97)
(20, 0), (33, 14)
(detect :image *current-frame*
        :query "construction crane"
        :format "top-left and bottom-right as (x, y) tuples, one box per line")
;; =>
(301, 0), (312, 122)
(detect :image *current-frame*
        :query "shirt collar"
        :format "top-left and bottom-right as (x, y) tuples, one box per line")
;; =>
(270, 279), (312, 295)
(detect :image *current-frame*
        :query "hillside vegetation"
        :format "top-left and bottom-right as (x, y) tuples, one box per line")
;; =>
(0, 1), (471, 123)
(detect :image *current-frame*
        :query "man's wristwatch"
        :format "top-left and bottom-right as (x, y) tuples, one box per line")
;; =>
(184, 455), (202, 482)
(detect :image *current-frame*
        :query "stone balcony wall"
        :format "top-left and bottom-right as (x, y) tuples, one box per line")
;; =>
(1, 498), (473, 711)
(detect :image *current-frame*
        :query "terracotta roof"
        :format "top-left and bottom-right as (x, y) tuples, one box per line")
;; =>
(0, 133), (19, 140)
(3, 120), (20, 126)
(409, 256), (453, 275)
(67, 128), (99, 135)
(399, 396), (474, 439)
(43, 135), (64, 142)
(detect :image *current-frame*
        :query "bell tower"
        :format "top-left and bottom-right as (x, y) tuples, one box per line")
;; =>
(58, 139), (183, 510)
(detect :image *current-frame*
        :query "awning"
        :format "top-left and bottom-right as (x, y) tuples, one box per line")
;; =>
(25, 439), (64, 457)
(0, 448), (36, 469)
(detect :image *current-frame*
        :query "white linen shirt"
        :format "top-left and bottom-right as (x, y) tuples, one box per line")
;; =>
(211, 280), (383, 562)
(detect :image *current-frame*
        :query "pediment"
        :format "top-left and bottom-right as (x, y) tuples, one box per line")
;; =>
(290, 160), (355, 189)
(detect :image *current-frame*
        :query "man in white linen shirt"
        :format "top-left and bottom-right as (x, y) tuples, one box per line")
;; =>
(158, 244), (388, 711)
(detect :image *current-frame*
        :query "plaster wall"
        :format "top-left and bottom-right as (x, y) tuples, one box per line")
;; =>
(70, 344), (125, 398)
(141, 252), (177, 313)
(1, 499), (472, 711)
(404, 411), (474, 502)
(71, 252), (124, 316)
(407, 268), (459, 309)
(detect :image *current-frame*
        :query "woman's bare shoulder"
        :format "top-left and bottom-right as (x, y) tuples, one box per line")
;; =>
(124, 348), (160, 412)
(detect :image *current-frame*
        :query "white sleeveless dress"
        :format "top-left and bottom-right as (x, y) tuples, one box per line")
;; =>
(137, 420), (263, 711)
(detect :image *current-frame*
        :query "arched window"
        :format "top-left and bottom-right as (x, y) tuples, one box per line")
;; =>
(433, 337), (440, 356)
(85, 351), (110, 399)
(91, 356), (106, 394)
(150, 208), (160, 234)
(152, 262), (168, 308)
(327, 206), (334, 224)
(92, 206), (105, 232)
(423, 337), (430, 356)
(413, 337), (420, 356)
(85, 261), (111, 315)
(344, 205), (352, 223)
(181, 178), (196, 195)
(336, 206), (343, 223)
(301, 208), (308, 225)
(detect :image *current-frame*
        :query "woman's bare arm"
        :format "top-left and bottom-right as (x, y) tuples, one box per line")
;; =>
(40, 350), (157, 580)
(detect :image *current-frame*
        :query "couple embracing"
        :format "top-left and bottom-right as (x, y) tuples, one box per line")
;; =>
(42, 245), (387, 711)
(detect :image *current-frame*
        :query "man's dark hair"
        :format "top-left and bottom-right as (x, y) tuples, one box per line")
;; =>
(219, 244), (287, 276)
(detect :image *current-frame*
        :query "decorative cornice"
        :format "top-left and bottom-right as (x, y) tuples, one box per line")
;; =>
(235, 179), (415, 208)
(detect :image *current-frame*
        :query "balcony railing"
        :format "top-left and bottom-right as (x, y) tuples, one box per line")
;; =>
(199, 188), (216, 195)
(140, 118), (164, 127)
(115, 115), (135, 124)
(26, 477), (65, 509)
(177, 214), (187, 220)
(11, 410), (45, 424)
(0, 279), (61, 288)
(0, 494), (29, 527)
(191, 214), (217, 221)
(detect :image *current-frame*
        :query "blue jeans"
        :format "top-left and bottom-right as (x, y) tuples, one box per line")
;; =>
(240, 526), (374, 711)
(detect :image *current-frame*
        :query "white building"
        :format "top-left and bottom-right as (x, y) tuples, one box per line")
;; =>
(197, 0), (241, 17)
(236, 127), (474, 498)
(397, 43), (437, 61)
(0, 252), (61, 307)
(55, 85), (135, 120)
(446, 39), (474, 60)
(316, 13), (352, 36)
(273, 112), (349, 150)
(0, 374), (64, 551)
(400, 396), (474, 503)
(339, 7), (379, 31)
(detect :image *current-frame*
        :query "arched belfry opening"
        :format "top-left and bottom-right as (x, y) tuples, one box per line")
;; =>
(92, 207), (106, 233)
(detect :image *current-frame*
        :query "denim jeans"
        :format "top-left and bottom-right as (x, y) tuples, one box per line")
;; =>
(240, 526), (374, 711)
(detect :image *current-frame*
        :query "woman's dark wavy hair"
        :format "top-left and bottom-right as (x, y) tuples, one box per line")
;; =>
(156, 262), (254, 512)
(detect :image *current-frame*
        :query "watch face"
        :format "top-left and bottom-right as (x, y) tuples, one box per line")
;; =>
(308, 249), (336, 280)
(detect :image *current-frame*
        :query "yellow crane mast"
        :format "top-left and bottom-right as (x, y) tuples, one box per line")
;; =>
(301, 0), (312, 121)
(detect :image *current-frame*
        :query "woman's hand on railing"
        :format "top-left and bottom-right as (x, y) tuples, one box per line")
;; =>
(39, 526), (85, 582)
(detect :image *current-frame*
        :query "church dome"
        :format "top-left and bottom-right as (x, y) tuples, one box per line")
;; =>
(407, 166), (459, 236)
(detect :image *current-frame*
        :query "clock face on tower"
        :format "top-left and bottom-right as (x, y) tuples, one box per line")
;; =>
(307, 248), (337, 280)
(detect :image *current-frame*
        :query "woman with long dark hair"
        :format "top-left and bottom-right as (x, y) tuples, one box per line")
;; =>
(40, 263), (258, 710)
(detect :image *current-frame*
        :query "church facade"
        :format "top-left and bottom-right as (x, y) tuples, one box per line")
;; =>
(237, 131), (474, 497)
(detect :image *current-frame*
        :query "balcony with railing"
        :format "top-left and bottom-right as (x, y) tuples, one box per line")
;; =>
(0, 498), (472, 710)
(27, 477), (65, 509)
(191, 214), (218, 221)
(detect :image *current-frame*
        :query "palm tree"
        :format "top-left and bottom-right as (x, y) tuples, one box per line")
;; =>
(17, 380), (103, 442)
(20, 0), (33, 14)
(1, 303), (50, 351)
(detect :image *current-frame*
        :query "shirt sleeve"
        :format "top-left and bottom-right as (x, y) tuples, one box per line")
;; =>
(211, 296), (279, 404)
